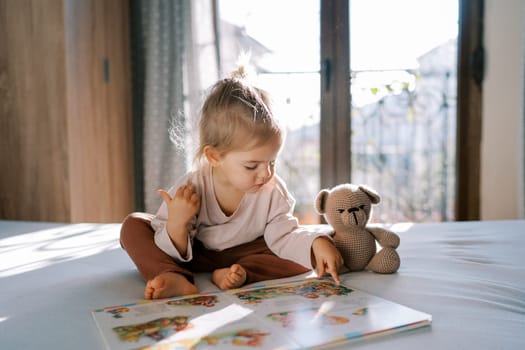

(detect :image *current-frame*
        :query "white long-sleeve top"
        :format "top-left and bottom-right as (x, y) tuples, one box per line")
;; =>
(151, 163), (330, 269)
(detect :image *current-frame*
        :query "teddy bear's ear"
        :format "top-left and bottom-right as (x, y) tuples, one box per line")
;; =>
(314, 189), (330, 214)
(359, 185), (381, 204)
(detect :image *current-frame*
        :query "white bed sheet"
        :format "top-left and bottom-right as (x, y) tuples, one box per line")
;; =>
(0, 220), (524, 349)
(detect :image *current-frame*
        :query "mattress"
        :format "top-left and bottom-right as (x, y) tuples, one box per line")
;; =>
(1, 219), (524, 349)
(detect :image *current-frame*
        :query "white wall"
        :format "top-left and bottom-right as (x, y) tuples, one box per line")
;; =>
(481, 0), (525, 219)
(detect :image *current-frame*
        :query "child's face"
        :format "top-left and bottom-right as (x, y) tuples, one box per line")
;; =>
(215, 137), (282, 193)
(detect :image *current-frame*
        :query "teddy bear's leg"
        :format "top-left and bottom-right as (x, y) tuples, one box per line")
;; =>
(366, 248), (400, 274)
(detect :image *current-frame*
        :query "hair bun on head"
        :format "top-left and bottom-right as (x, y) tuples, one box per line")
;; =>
(230, 63), (257, 82)
(229, 52), (256, 83)
(230, 65), (249, 80)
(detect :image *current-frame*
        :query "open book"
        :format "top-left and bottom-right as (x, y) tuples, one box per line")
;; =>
(92, 278), (431, 350)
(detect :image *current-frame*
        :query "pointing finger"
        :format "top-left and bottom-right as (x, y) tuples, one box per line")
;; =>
(327, 264), (340, 285)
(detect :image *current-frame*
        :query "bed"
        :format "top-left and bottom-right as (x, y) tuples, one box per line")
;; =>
(1, 219), (524, 349)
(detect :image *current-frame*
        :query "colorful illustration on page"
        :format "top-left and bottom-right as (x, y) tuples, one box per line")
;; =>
(137, 329), (270, 350)
(167, 295), (219, 308)
(103, 306), (131, 319)
(234, 280), (353, 304)
(112, 316), (192, 343)
(267, 307), (350, 328)
(353, 307), (368, 316)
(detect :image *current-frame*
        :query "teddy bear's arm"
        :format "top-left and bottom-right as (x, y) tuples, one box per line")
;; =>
(367, 227), (400, 248)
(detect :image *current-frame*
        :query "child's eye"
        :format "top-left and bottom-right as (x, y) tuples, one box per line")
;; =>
(244, 165), (257, 170)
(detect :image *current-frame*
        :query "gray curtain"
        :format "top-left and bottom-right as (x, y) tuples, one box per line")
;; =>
(131, 0), (219, 213)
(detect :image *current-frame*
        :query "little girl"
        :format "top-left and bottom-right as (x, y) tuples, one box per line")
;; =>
(120, 66), (343, 299)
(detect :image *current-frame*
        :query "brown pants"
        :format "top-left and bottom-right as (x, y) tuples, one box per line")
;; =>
(120, 212), (310, 285)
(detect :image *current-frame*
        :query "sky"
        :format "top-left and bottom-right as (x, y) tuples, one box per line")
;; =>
(219, 0), (458, 71)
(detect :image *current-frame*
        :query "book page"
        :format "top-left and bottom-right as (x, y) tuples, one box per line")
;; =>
(92, 279), (431, 350)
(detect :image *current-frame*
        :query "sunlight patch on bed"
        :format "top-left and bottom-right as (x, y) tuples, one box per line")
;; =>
(389, 222), (414, 233)
(0, 224), (121, 278)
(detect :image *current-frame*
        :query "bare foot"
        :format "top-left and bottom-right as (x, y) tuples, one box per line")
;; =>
(145, 272), (198, 300)
(212, 264), (247, 290)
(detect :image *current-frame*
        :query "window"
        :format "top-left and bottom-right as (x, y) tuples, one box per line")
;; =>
(216, 0), (482, 223)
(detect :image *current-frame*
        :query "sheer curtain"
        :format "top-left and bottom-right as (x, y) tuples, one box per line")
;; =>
(131, 0), (219, 213)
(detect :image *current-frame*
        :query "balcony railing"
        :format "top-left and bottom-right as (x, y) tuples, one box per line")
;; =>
(351, 68), (457, 223)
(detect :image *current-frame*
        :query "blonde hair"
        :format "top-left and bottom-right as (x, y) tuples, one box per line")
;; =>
(194, 66), (283, 163)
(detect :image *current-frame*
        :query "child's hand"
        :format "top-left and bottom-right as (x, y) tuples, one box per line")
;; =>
(158, 184), (200, 223)
(158, 184), (200, 254)
(311, 237), (344, 285)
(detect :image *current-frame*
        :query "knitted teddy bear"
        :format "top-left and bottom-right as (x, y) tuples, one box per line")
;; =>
(314, 183), (400, 274)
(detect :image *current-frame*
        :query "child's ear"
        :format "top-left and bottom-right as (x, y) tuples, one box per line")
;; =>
(204, 146), (221, 166)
